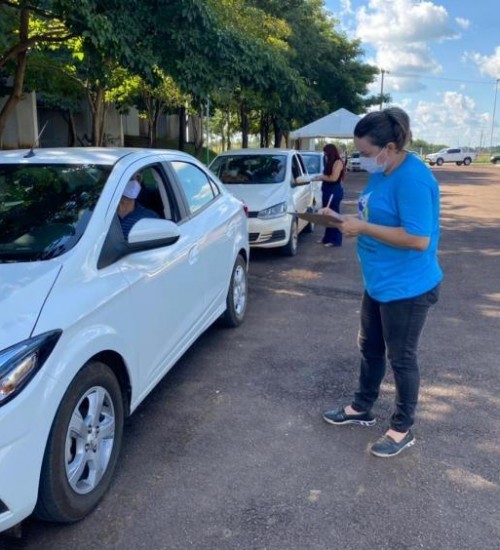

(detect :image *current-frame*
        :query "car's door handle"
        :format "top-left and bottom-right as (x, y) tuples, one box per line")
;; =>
(188, 245), (199, 265)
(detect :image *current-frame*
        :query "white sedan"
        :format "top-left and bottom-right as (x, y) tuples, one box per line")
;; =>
(0, 148), (249, 532)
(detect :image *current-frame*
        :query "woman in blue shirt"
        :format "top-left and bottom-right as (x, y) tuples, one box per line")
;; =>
(322, 107), (443, 458)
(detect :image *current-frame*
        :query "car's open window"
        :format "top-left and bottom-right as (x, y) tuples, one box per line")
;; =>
(133, 164), (178, 222)
(170, 161), (218, 215)
(0, 163), (111, 262)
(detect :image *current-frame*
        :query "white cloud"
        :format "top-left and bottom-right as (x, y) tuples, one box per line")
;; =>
(339, 0), (353, 15)
(353, 1), (467, 94)
(465, 47), (500, 79)
(455, 17), (470, 30)
(402, 92), (491, 146)
(355, 0), (459, 45)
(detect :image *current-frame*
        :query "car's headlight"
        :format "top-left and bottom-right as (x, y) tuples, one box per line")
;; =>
(257, 202), (288, 220)
(0, 330), (62, 407)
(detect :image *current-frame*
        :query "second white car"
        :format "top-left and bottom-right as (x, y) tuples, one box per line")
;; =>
(210, 149), (314, 256)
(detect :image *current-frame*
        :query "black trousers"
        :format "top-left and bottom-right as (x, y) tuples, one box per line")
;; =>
(352, 285), (440, 432)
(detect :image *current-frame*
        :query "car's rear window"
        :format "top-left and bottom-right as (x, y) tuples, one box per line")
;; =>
(0, 163), (111, 262)
(211, 154), (287, 184)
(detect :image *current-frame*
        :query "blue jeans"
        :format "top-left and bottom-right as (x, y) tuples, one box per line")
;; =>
(321, 184), (344, 246)
(352, 285), (440, 432)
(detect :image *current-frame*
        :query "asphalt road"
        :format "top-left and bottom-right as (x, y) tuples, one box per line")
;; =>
(2, 163), (500, 550)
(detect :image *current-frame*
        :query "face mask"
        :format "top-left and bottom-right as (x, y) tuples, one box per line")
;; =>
(359, 148), (387, 174)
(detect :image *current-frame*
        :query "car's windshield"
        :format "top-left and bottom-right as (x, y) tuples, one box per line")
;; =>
(301, 154), (323, 175)
(211, 154), (287, 184)
(0, 163), (111, 262)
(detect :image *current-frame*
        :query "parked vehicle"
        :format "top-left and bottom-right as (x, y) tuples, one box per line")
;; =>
(425, 147), (477, 166)
(210, 149), (314, 256)
(298, 151), (324, 205)
(347, 151), (362, 171)
(0, 147), (249, 532)
(490, 154), (500, 165)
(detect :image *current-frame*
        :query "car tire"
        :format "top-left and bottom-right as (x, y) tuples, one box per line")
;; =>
(436, 158), (444, 166)
(221, 255), (248, 327)
(456, 161), (462, 166)
(35, 362), (124, 523)
(281, 219), (298, 257)
(463, 157), (471, 166)
(429, 162), (435, 166)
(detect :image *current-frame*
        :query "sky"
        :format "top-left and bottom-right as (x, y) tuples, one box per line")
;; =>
(323, 0), (500, 148)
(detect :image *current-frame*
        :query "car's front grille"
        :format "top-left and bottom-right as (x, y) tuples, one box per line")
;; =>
(247, 211), (259, 218)
(0, 498), (9, 514)
(249, 230), (286, 244)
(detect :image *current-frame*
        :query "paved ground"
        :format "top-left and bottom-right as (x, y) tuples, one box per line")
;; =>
(2, 163), (500, 550)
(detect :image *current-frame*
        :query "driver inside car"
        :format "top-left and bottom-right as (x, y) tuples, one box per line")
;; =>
(118, 178), (159, 239)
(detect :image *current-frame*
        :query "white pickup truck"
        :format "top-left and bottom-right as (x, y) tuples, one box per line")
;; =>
(425, 147), (477, 166)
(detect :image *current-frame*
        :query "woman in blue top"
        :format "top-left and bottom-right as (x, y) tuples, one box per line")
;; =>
(322, 107), (443, 458)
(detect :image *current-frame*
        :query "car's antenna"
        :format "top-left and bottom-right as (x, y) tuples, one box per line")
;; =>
(23, 121), (49, 158)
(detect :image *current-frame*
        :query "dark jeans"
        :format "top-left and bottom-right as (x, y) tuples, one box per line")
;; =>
(321, 184), (344, 246)
(352, 285), (440, 432)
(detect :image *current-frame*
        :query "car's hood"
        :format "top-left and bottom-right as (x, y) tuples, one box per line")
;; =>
(0, 262), (62, 350)
(224, 183), (286, 212)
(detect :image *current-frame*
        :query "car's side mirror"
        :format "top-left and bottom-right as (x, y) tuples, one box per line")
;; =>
(98, 218), (181, 269)
(127, 218), (180, 246)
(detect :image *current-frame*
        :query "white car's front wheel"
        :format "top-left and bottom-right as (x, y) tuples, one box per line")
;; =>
(35, 362), (124, 523)
(221, 255), (248, 327)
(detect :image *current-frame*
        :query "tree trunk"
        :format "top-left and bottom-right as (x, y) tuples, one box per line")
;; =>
(199, 112), (205, 158)
(273, 116), (283, 148)
(66, 111), (77, 146)
(240, 102), (249, 149)
(226, 109), (232, 150)
(89, 87), (106, 146)
(151, 105), (159, 147)
(178, 105), (186, 151)
(193, 108), (203, 158)
(260, 112), (271, 148)
(0, 8), (30, 147)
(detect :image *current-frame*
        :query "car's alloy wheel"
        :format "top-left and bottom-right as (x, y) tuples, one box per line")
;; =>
(436, 158), (444, 166)
(221, 255), (247, 327)
(35, 362), (124, 523)
(463, 157), (471, 166)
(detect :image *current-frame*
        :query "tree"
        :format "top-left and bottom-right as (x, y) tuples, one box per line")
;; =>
(0, 0), (73, 145)
(109, 68), (187, 147)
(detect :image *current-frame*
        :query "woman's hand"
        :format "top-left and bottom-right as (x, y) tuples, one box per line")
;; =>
(339, 215), (367, 237)
(318, 207), (332, 215)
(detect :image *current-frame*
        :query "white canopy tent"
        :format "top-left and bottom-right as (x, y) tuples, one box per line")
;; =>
(290, 107), (361, 140)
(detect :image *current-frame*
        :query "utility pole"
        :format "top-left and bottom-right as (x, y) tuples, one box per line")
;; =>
(490, 78), (499, 151)
(379, 69), (389, 110)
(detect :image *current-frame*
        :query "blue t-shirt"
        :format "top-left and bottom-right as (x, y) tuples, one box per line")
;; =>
(357, 153), (443, 302)
(120, 203), (159, 239)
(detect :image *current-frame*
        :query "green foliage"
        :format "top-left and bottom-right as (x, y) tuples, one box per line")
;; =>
(0, 0), (380, 149)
